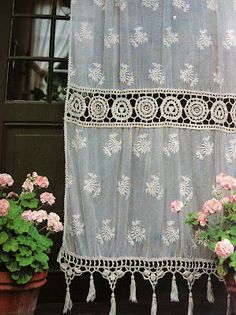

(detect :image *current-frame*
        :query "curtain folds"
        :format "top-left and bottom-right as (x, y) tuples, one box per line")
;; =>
(58, 1), (236, 314)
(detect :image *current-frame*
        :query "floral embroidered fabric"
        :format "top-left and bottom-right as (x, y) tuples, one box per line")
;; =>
(59, 1), (236, 314)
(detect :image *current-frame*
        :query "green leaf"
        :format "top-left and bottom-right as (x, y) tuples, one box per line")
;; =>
(19, 246), (32, 257)
(16, 255), (34, 267)
(185, 211), (199, 226)
(6, 261), (20, 272)
(0, 253), (10, 262)
(216, 264), (227, 278)
(17, 235), (37, 250)
(0, 231), (8, 244)
(230, 251), (236, 269)
(19, 192), (36, 200)
(20, 198), (38, 209)
(34, 252), (49, 263)
(3, 239), (19, 252)
(12, 271), (33, 284)
(229, 226), (236, 236)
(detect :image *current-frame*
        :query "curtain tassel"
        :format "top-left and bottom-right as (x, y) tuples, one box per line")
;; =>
(226, 293), (231, 315)
(109, 292), (116, 315)
(151, 292), (157, 315)
(86, 274), (96, 302)
(207, 275), (214, 304)
(129, 274), (138, 303)
(170, 274), (179, 302)
(63, 286), (73, 314)
(187, 291), (193, 315)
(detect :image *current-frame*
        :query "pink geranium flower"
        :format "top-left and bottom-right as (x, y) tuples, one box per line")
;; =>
(0, 199), (10, 217)
(215, 239), (234, 258)
(170, 200), (184, 213)
(48, 212), (60, 222)
(40, 192), (56, 206)
(203, 198), (223, 215)
(35, 176), (49, 188)
(0, 173), (14, 188)
(22, 179), (34, 192)
(47, 219), (63, 233)
(216, 173), (236, 190)
(197, 211), (208, 227)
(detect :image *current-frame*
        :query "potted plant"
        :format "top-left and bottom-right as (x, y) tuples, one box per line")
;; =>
(0, 172), (63, 315)
(171, 173), (236, 314)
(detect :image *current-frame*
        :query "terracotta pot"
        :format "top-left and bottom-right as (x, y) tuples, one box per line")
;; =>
(225, 273), (236, 315)
(0, 271), (48, 315)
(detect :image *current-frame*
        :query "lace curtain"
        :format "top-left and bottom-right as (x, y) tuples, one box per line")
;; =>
(58, 1), (236, 314)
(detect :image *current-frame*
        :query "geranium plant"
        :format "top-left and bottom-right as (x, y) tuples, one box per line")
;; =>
(0, 172), (63, 284)
(171, 173), (236, 280)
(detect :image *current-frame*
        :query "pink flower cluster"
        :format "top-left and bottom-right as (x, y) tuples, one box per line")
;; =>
(215, 239), (234, 258)
(0, 199), (10, 217)
(0, 173), (14, 188)
(22, 210), (48, 223)
(22, 172), (49, 192)
(216, 173), (236, 190)
(22, 210), (63, 233)
(47, 212), (63, 233)
(197, 211), (208, 227)
(40, 192), (56, 205)
(202, 198), (223, 215)
(170, 200), (184, 213)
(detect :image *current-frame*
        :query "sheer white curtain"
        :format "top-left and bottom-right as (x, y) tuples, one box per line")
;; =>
(58, 1), (236, 314)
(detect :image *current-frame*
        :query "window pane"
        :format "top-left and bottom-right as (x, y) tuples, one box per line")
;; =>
(7, 60), (48, 101)
(54, 20), (69, 58)
(10, 18), (51, 57)
(52, 61), (68, 101)
(57, 0), (71, 16)
(14, 0), (53, 15)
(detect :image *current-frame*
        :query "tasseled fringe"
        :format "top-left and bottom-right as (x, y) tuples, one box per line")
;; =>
(170, 274), (179, 302)
(187, 291), (193, 315)
(226, 293), (231, 315)
(207, 275), (214, 304)
(129, 274), (138, 303)
(151, 292), (157, 315)
(86, 274), (96, 302)
(63, 286), (73, 314)
(109, 292), (116, 315)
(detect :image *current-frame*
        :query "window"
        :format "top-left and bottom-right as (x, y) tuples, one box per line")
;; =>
(7, 0), (70, 102)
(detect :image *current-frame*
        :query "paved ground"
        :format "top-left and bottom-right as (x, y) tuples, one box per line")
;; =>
(35, 301), (231, 315)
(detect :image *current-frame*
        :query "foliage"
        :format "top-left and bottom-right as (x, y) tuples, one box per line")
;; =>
(0, 172), (63, 284)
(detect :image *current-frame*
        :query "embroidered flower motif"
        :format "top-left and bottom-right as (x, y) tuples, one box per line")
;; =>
(120, 64), (134, 86)
(146, 175), (164, 200)
(197, 30), (212, 50)
(196, 136), (214, 160)
(83, 173), (101, 197)
(163, 133), (179, 157)
(72, 128), (87, 151)
(68, 59), (75, 77)
(172, 0), (190, 12)
(213, 66), (224, 86)
(180, 63), (198, 87)
(74, 23), (92, 42)
(130, 27), (148, 48)
(141, 0), (159, 11)
(118, 175), (130, 199)
(115, 0), (127, 10)
(70, 215), (85, 236)
(104, 28), (119, 48)
(96, 219), (115, 245)
(180, 176), (193, 201)
(148, 63), (165, 85)
(163, 27), (179, 47)
(212, 184), (223, 199)
(88, 63), (105, 86)
(206, 0), (217, 10)
(225, 139), (236, 164)
(93, 0), (105, 9)
(103, 133), (122, 157)
(127, 220), (146, 246)
(223, 30), (236, 50)
(133, 134), (151, 158)
(162, 221), (179, 246)
(191, 239), (198, 250)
